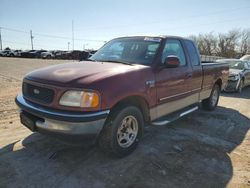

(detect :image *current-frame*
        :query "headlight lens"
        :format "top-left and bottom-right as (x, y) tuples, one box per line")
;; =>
(59, 90), (99, 108)
(233, 74), (240, 80)
(229, 74), (240, 81)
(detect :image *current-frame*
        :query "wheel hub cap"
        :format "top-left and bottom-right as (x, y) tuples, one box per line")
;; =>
(117, 115), (138, 148)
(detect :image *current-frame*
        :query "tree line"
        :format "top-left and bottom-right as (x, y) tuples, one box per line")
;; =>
(189, 28), (250, 58)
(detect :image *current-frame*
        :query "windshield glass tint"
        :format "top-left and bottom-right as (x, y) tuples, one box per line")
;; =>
(228, 61), (244, 70)
(90, 38), (161, 65)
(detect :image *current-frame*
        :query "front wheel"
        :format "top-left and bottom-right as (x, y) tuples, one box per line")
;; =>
(202, 84), (220, 111)
(98, 106), (144, 157)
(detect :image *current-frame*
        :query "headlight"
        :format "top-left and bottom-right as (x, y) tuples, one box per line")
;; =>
(229, 74), (240, 81)
(59, 90), (100, 108)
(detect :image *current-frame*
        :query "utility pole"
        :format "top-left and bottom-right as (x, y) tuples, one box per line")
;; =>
(30, 30), (34, 50)
(83, 43), (88, 50)
(72, 20), (74, 50)
(67, 42), (70, 51)
(0, 27), (2, 50)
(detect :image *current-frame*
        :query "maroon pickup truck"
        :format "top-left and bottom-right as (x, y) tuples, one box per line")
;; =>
(15, 36), (229, 157)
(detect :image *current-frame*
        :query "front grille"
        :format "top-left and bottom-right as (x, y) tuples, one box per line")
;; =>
(22, 82), (54, 104)
(225, 81), (237, 91)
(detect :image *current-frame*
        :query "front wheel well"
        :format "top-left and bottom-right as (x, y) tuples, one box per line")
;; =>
(215, 78), (222, 89)
(108, 96), (150, 124)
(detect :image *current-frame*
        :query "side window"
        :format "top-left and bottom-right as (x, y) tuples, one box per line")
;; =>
(245, 62), (250, 69)
(162, 39), (186, 66)
(184, 40), (200, 66)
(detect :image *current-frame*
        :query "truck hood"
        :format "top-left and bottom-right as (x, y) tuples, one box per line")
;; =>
(26, 61), (149, 86)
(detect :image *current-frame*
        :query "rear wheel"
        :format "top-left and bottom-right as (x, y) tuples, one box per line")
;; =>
(202, 84), (220, 111)
(98, 106), (144, 157)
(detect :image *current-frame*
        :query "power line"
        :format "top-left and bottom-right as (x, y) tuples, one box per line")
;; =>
(0, 26), (105, 42)
(33, 32), (105, 42)
(111, 17), (250, 36)
(74, 6), (250, 31)
(2, 40), (30, 45)
(0, 27), (29, 34)
(2, 40), (69, 49)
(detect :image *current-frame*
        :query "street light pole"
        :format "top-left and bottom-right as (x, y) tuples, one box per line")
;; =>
(67, 42), (70, 51)
(30, 30), (34, 50)
(0, 27), (2, 50)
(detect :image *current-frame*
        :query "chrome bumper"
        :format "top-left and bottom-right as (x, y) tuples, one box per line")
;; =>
(15, 94), (109, 136)
(35, 117), (106, 135)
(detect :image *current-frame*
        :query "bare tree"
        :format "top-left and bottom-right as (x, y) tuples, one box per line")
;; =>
(216, 29), (240, 58)
(239, 29), (250, 56)
(189, 32), (217, 55)
(189, 28), (250, 58)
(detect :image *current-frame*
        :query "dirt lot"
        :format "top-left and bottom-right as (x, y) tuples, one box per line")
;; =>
(0, 57), (249, 188)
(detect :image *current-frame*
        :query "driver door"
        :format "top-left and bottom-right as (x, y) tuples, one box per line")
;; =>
(154, 39), (195, 119)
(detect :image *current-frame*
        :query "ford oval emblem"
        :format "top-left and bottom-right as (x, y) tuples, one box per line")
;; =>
(33, 89), (40, 94)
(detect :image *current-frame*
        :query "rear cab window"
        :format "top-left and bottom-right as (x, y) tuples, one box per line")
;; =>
(184, 40), (200, 66)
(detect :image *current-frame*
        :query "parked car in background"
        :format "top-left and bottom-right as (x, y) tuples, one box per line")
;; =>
(216, 59), (250, 92)
(0, 49), (12, 57)
(29, 50), (47, 58)
(20, 50), (36, 58)
(79, 50), (90, 60)
(54, 51), (67, 59)
(0, 50), (5, 56)
(56, 50), (90, 60)
(87, 50), (97, 58)
(64, 50), (83, 60)
(41, 51), (55, 59)
(240, 55), (250, 62)
(12, 50), (22, 57)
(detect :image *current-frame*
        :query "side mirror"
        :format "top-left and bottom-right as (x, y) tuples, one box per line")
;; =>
(164, 55), (180, 68)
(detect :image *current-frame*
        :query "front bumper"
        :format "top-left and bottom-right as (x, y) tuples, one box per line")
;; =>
(224, 79), (240, 92)
(15, 94), (109, 140)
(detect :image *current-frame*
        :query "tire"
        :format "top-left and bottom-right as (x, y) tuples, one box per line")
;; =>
(202, 84), (220, 111)
(98, 106), (144, 157)
(237, 79), (243, 93)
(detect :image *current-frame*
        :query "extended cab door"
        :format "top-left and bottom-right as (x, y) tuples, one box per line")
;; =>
(183, 40), (203, 101)
(153, 38), (198, 119)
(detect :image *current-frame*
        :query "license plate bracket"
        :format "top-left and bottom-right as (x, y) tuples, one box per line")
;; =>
(20, 112), (37, 132)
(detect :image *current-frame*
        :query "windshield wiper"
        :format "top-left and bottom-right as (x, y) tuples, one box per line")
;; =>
(102, 60), (134, 65)
(86, 58), (96, 61)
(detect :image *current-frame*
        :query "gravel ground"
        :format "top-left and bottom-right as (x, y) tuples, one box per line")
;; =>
(0, 57), (249, 188)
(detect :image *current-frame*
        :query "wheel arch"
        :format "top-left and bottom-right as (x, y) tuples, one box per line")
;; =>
(107, 95), (150, 124)
(215, 78), (222, 90)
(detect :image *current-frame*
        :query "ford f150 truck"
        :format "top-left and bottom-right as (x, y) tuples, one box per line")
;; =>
(15, 36), (229, 157)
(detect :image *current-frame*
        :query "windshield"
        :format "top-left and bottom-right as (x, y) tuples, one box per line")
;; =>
(240, 55), (250, 61)
(228, 61), (244, 70)
(89, 37), (161, 65)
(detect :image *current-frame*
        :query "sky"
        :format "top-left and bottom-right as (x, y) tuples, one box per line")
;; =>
(0, 0), (250, 50)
